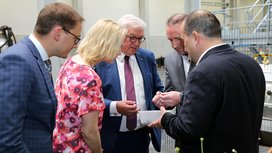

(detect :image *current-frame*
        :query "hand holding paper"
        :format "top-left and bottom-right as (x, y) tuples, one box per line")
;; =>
(143, 106), (166, 128)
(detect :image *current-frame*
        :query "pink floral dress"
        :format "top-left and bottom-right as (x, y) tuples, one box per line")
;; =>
(53, 58), (105, 153)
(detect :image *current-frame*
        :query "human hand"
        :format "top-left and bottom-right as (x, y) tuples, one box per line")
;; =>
(148, 106), (166, 128)
(159, 91), (181, 108)
(116, 100), (140, 116)
(152, 91), (163, 107)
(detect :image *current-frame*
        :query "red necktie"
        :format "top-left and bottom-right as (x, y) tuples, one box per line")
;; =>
(124, 56), (137, 130)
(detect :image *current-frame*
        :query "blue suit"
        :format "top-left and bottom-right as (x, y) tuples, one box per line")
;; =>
(95, 48), (163, 153)
(0, 37), (57, 152)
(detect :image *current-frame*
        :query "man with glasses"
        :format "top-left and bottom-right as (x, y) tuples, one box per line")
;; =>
(95, 14), (163, 153)
(62, 27), (81, 45)
(0, 2), (84, 152)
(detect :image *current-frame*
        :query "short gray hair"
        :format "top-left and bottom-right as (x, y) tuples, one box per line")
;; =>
(118, 14), (146, 30)
(166, 13), (187, 26)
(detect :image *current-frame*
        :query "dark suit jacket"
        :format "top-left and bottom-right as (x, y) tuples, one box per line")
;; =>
(95, 48), (164, 153)
(0, 37), (57, 153)
(164, 51), (195, 148)
(161, 44), (265, 153)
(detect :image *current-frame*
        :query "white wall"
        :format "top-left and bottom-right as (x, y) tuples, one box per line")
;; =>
(81, 0), (139, 35)
(0, 0), (39, 40)
(3, 0), (259, 79)
(146, 0), (184, 58)
(0, 0), (74, 80)
(148, 0), (184, 35)
(0, 0), (187, 79)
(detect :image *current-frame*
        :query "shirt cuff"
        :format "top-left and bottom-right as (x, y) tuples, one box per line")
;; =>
(110, 101), (121, 116)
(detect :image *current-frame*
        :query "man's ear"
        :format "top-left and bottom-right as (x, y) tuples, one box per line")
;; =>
(52, 25), (62, 42)
(191, 31), (199, 46)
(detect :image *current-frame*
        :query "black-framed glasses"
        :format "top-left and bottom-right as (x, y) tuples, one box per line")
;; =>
(126, 35), (146, 43)
(62, 28), (81, 45)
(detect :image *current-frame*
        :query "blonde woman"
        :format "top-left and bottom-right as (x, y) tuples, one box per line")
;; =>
(53, 19), (127, 153)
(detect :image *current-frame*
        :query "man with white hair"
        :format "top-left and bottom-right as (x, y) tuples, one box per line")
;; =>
(95, 14), (163, 153)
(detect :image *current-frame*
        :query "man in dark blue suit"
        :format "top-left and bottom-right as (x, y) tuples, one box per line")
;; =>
(95, 14), (163, 153)
(149, 10), (265, 153)
(0, 3), (84, 152)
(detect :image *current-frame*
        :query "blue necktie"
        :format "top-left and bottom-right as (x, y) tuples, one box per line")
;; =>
(124, 56), (137, 130)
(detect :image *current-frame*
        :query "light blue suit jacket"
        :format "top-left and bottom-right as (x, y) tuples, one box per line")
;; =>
(95, 48), (163, 153)
(0, 37), (57, 153)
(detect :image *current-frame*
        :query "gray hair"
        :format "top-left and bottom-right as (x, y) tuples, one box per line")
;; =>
(118, 14), (146, 30)
(166, 13), (187, 26)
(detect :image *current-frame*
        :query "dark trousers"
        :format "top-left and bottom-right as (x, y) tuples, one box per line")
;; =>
(112, 128), (150, 153)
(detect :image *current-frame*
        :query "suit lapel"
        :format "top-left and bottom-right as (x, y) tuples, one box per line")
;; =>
(135, 52), (149, 88)
(107, 61), (122, 100)
(37, 59), (56, 101)
(23, 37), (57, 114)
(189, 61), (195, 72)
(135, 51), (154, 110)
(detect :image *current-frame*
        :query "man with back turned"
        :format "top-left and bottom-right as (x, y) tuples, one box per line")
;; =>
(149, 9), (265, 153)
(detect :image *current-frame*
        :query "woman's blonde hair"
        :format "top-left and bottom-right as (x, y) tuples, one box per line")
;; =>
(77, 19), (127, 65)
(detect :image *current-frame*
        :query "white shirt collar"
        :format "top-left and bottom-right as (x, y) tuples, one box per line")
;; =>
(196, 43), (226, 65)
(28, 34), (49, 61)
(116, 53), (136, 62)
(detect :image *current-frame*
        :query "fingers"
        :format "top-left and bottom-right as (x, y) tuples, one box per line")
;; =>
(117, 101), (139, 116)
(148, 107), (166, 128)
(126, 106), (140, 117)
(160, 106), (166, 112)
(152, 91), (163, 108)
(148, 119), (159, 127)
(125, 100), (136, 105)
(159, 92), (181, 107)
(152, 92), (163, 107)
(152, 94), (159, 103)
(148, 119), (162, 128)
(126, 105), (139, 116)
(156, 91), (162, 95)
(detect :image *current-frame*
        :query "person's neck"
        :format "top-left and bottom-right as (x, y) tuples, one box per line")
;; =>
(33, 33), (53, 57)
(199, 38), (223, 54)
(72, 54), (90, 66)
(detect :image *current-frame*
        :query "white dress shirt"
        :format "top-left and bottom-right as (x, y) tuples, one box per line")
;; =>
(29, 34), (49, 62)
(109, 53), (147, 131)
(181, 55), (191, 78)
(196, 43), (226, 65)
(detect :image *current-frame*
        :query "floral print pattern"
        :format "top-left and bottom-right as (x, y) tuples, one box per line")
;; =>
(53, 58), (105, 153)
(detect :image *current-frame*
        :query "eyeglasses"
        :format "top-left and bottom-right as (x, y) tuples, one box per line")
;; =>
(126, 35), (146, 43)
(62, 28), (81, 45)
